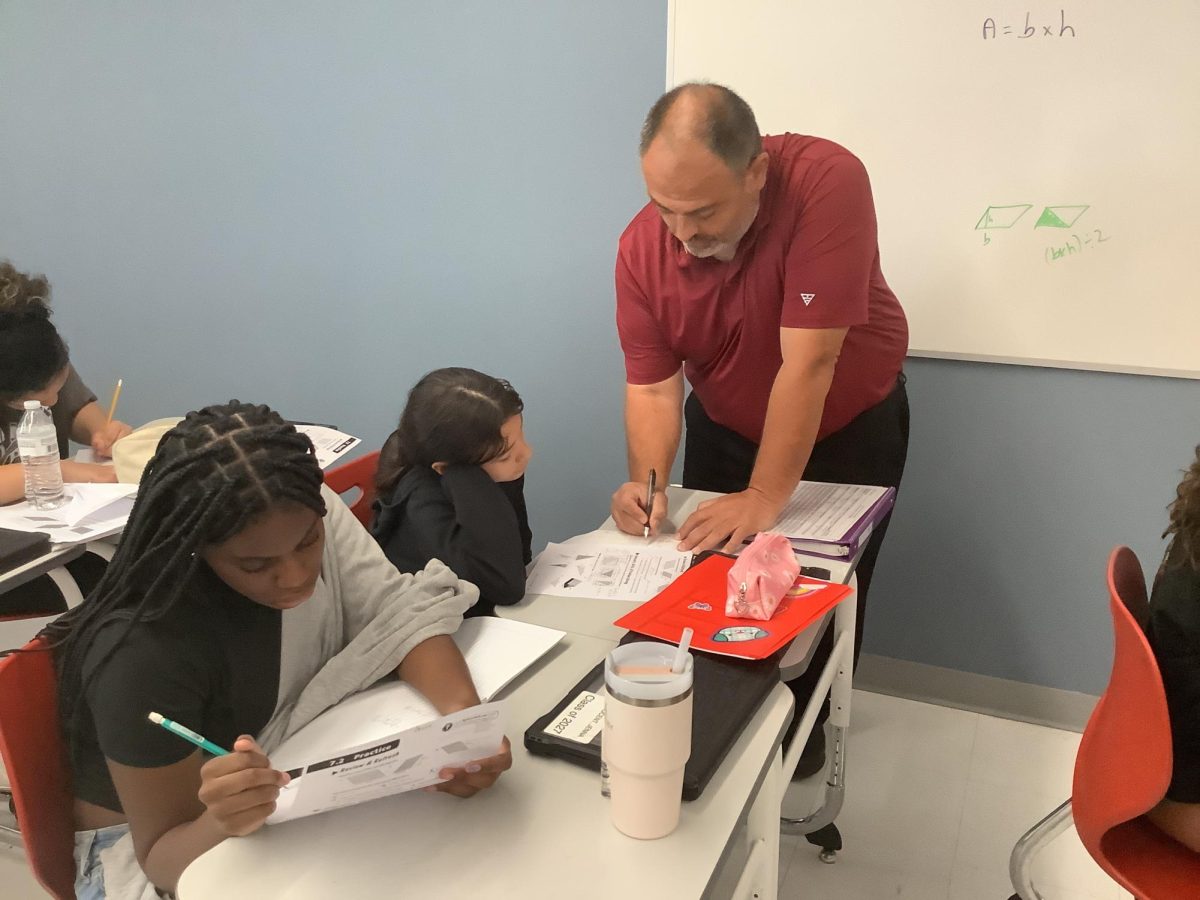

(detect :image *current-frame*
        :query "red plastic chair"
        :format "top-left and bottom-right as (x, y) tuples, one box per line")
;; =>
(1070, 545), (1200, 897)
(1010, 546), (1200, 899)
(0, 636), (77, 899)
(323, 450), (381, 528)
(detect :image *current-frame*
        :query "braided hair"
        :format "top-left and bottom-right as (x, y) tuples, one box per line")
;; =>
(1164, 445), (1200, 572)
(375, 367), (523, 496)
(41, 401), (326, 745)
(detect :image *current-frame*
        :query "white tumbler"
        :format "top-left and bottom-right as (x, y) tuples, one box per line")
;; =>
(602, 642), (694, 839)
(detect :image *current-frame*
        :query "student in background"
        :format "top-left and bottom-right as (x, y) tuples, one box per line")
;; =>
(0, 261), (132, 616)
(1146, 445), (1200, 854)
(33, 402), (508, 898)
(373, 368), (533, 617)
(0, 261), (132, 504)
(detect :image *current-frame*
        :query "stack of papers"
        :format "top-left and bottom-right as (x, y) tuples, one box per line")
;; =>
(0, 484), (137, 543)
(267, 616), (564, 823)
(525, 530), (693, 604)
(759, 482), (896, 558)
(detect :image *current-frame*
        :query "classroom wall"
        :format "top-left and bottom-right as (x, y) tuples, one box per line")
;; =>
(865, 359), (1199, 695)
(0, 1), (666, 548)
(2, 4), (1195, 698)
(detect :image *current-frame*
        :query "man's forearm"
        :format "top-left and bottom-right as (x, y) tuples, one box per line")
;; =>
(748, 361), (836, 505)
(624, 374), (683, 482)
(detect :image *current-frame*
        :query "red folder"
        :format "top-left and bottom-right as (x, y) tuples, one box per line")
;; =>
(613, 555), (854, 660)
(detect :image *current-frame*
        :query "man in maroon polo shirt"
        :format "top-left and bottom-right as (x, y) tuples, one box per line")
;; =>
(610, 83), (910, 777)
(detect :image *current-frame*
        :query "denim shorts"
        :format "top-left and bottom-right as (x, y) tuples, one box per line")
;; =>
(73, 823), (133, 900)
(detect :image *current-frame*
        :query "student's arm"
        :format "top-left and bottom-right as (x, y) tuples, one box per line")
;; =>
(402, 466), (527, 606)
(677, 327), (845, 552)
(610, 371), (683, 536)
(108, 737), (288, 893)
(70, 400), (132, 457)
(397, 634), (512, 797)
(0, 463), (26, 505)
(0, 458), (116, 503)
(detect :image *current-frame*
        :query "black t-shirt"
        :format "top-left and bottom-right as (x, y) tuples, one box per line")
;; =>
(1145, 554), (1200, 803)
(68, 565), (282, 812)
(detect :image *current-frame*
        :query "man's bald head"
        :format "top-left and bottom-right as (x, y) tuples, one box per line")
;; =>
(639, 83), (762, 171)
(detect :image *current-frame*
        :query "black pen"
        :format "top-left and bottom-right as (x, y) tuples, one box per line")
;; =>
(643, 468), (657, 538)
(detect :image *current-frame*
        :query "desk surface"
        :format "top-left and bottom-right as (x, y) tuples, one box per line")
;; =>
(179, 631), (793, 899)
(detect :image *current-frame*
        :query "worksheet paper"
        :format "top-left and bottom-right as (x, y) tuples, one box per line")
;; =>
(268, 703), (505, 824)
(525, 531), (693, 603)
(293, 424), (361, 469)
(0, 484), (137, 543)
(266, 618), (562, 823)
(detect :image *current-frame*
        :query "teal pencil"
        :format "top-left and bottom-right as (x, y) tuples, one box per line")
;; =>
(147, 711), (229, 757)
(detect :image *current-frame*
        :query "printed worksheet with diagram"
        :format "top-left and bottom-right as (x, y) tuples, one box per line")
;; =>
(526, 531), (693, 603)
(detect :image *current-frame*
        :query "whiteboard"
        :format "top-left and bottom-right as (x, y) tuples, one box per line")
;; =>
(668, 0), (1200, 378)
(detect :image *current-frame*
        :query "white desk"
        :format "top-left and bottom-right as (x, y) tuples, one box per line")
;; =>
(179, 631), (793, 899)
(0, 544), (84, 597)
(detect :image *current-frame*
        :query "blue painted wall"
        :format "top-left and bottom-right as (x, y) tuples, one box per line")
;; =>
(865, 359), (1199, 694)
(0, 1), (666, 553)
(2, 3), (1195, 696)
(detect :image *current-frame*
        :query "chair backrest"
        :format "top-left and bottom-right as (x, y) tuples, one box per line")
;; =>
(323, 450), (381, 528)
(0, 637), (77, 899)
(1072, 546), (1174, 857)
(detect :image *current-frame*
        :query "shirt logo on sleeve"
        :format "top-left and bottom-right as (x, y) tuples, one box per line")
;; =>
(800, 292), (815, 306)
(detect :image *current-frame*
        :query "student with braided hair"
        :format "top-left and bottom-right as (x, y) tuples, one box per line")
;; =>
(39, 401), (507, 898)
(1146, 445), (1200, 854)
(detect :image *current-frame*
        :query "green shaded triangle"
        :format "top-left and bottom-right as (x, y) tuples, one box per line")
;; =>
(1035, 207), (1069, 228)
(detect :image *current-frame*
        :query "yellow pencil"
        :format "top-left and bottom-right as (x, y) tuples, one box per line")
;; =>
(106, 379), (123, 424)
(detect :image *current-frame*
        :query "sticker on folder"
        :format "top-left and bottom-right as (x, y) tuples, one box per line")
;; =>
(613, 554), (856, 660)
(712, 626), (770, 643)
(787, 582), (828, 598)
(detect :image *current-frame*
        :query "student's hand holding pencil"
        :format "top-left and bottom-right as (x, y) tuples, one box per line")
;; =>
(90, 419), (132, 458)
(196, 735), (291, 837)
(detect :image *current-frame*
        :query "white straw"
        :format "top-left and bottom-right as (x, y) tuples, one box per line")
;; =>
(671, 627), (694, 673)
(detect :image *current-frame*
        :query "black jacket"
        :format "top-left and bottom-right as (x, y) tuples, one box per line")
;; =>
(371, 465), (532, 617)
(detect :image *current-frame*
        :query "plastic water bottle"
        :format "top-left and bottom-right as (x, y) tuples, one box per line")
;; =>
(17, 400), (67, 510)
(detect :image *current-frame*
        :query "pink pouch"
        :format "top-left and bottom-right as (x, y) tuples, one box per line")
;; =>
(726, 532), (800, 621)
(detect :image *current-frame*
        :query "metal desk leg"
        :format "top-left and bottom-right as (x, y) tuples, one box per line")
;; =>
(732, 745), (785, 900)
(1008, 799), (1073, 900)
(780, 588), (857, 862)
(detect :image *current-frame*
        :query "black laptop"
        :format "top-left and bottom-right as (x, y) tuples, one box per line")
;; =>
(524, 630), (785, 801)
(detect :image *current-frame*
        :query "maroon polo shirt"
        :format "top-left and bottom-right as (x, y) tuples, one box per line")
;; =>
(615, 133), (908, 444)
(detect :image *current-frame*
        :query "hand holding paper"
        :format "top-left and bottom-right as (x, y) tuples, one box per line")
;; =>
(428, 736), (513, 798)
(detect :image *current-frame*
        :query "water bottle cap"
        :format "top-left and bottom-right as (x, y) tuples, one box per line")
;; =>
(23, 400), (42, 410)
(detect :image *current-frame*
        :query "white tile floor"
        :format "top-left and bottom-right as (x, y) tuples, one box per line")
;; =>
(780, 690), (1133, 900)
(0, 690), (1133, 899)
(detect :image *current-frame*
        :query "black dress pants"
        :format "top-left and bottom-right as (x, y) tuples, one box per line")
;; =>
(681, 374), (910, 731)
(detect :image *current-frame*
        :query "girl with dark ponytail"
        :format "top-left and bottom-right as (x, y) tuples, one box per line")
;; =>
(1146, 445), (1200, 854)
(372, 368), (534, 617)
(39, 401), (508, 898)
